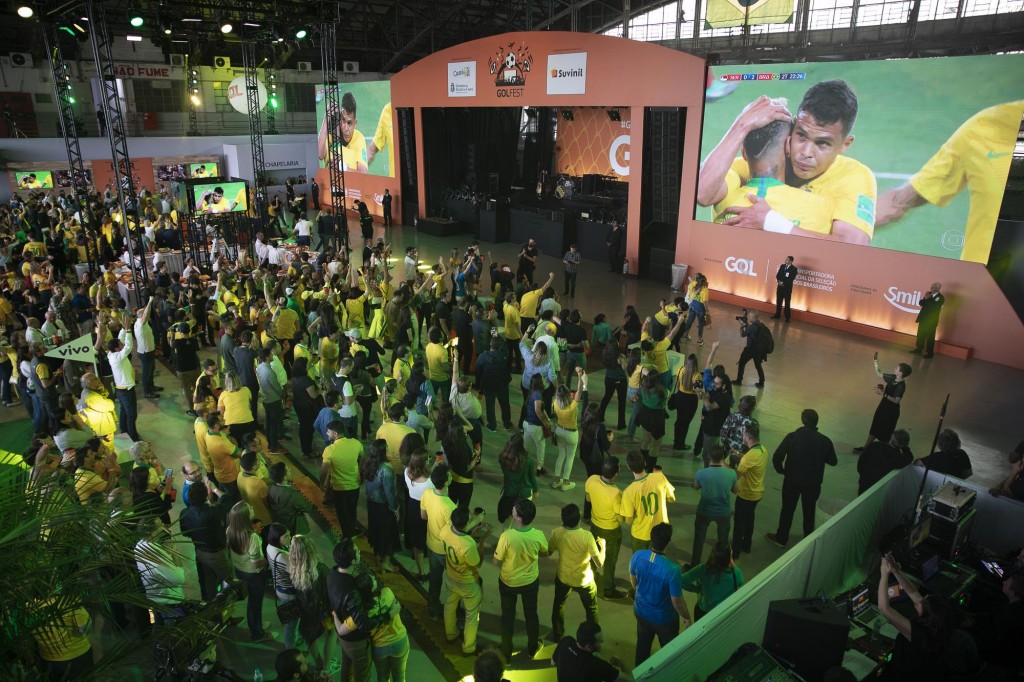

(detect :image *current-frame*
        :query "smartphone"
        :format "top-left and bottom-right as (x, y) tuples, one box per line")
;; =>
(164, 468), (173, 479)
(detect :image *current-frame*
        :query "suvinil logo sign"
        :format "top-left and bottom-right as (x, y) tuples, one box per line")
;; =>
(447, 60), (477, 98)
(725, 257), (758, 276)
(546, 52), (588, 95)
(884, 286), (922, 314)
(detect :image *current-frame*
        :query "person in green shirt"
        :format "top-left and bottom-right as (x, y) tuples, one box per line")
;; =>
(497, 433), (538, 523)
(681, 540), (744, 620)
(636, 371), (669, 472)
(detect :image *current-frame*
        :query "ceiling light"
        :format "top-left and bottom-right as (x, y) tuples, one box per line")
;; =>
(126, 34), (143, 41)
(295, 27), (308, 39)
(128, 10), (144, 28)
(16, 5), (33, 19)
(159, 16), (172, 35)
(220, 18), (233, 34)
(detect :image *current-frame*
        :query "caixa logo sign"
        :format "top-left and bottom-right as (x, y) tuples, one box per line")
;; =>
(884, 286), (922, 314)
(725, 257), (758, 277)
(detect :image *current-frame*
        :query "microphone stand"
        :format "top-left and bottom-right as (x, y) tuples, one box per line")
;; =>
(912, 393), (950, 523)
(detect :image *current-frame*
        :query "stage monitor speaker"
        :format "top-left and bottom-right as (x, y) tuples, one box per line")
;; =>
(763, 599), (848, 681)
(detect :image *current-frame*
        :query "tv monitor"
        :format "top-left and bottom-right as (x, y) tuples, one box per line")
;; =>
(189, 162), (219, 179)
(193, 181), (247, 215)
(909, 515), (932, 550)
(15, 170), (53, 189)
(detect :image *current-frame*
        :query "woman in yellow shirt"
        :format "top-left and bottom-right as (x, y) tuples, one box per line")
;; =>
(671, 353), (700, 452)
(551, 367), (587, 492)
(218, 371), (255, 441)
(681, 273), (710, 346)
(625, 348), (645, 440)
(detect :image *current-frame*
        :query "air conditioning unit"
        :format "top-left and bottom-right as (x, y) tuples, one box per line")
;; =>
(214, 56), (231, 69)
(10, 52), (33, 68)
(169, 54), (185, 68)
(297, 61), (312, 72)
(342, 61), (359, 74)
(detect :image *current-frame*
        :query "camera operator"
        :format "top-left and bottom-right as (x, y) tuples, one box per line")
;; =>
(735, 310), (766, 389)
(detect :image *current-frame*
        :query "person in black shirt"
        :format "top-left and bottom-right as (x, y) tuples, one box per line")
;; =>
(233, 331), (260, 424)
(551, 622), (625, 682)
(517, 239), (538, 284)
(179, 481), (231, 601)
(697, 372), (733, 469)
(475, 335), (513, 431)
(326, 538), (372, 682)
(561, 310), (589, 389)
(381, 189), (393, 227)
(915, 429), (972, 480)
(170, 312), (200, 415)
(856, 429), (912, 495)
(735, 310), (765, 388)
(912, 282), (944, 358)
(771, 256), (798, 322)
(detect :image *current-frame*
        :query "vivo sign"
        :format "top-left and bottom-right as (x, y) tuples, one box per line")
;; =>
(884, 286), (923, 314)
(725, 257), (758, 277)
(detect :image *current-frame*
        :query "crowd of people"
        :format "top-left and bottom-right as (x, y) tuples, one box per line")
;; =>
(0, 183), (1019, 681)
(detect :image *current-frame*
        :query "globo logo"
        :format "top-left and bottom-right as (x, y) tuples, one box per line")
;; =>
(725, 257), (758, 276)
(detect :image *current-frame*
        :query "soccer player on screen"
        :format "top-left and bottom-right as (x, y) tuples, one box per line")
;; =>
(317, 91), (369, 173)
(712, 102), (832, 234)
(193, 165), (208, 178)
(698, 80), (877, 245)
(198, 187), (237, 214)
(366, 102), (393, 174)
(875, 100), (1024, 263)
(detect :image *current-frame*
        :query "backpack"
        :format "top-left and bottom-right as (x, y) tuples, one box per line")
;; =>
(754, 322), (774, 361)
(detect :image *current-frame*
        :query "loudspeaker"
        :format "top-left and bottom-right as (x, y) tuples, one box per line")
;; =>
(763, 599), (848, 681)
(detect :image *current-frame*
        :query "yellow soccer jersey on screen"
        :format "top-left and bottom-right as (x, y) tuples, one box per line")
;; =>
(909, 100), (1024, 264)
(233, 186), (247, 212)
(373, 103), (393, 174)
(714, 177), (833, 234)
(726, 155), (877, 238)
(331, 130), (368, 172)
(200, 195), (231, 213)
(193, 168), (208, 178)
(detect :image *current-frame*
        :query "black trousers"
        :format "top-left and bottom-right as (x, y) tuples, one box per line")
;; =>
(915, 322), (938, 355)
(499, 578), (539, 660)
(332, 488), (361, 539)
(732, 496), (759, 556)
(775, 285), (793, 319)
(736, 347), (764, 384)
(563, 271), (577, 296)
(775, 479), (821, 544)
(672, 392), (699, 449)
(598, 376), (627, 429)
(608, 251), (622, 273)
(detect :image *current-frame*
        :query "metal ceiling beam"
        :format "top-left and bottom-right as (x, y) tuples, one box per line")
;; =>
(380, 0), (477, 73)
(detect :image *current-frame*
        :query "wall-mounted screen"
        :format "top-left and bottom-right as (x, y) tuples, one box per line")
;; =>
(695, 54), (1024, 264)
(15, 170), (53, 189)
(193, 181), (248, 215)
(316, 81), (393, 177)
(189, 162), (219, 179)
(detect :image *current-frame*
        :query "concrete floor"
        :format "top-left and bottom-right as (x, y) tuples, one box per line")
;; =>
(3, 219), (1022, 681)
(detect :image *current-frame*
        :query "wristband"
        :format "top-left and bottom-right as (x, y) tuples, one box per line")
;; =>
(764, 210), (795, 235)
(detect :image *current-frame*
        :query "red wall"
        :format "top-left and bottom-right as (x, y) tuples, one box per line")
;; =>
(91, 158), (157, 197)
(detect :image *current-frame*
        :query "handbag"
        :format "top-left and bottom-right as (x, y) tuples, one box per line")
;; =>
(277, 598), (301, 625)
(703, 312), (712, 328)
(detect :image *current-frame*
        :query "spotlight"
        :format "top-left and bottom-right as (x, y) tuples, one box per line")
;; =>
(128, 8), (144, 28)
(158, 16), (172, 35)
(16, 5), (33, 19)
(220, 19), (233, 34)
(190, 94), (201, 106)
(295, 27), (308, 39)
(269, 95), (278, 109)
(68, 95), (76, 104)
(607, 109), (621, 122)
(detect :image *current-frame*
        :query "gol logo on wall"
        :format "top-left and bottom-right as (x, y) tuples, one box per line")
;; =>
(555, 108), (632, 180)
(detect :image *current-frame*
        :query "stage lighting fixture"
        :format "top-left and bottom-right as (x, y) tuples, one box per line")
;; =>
(190, 94), (201, 106)
(269, 95), (279, 109)
(561, 109), (574, 121)
(68, 95), (76, 104)
(295, 27), (308, 39)
(607, 109), (621, 122)
(159, 16), (172, 35)
(16, 5), (33, 19)
(128, 7), (144, 28)
(220, 18), (233, 34)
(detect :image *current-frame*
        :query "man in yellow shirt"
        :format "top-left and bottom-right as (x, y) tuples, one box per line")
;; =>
(198, 187), (236, 214)
(876, 100), (1024, 263)
(205, 414), (241, 498)
(367, 102), (393, 175)
(193, 406), (216, 484)
(697, 82), (876, 245)
(320, 420), (364, 540)
(518, 272), (554, 332)
(376, 404), (415, 474)
(440, 506), (485, 654)
(318, 91), (369, 173)
(424, 327), (451, 402)
(732, 422), (769, 557)
(421, 465), (456, 620)
(237, 451), (272, 525)
(621, 451), (676, 551)
(502, 293), (523, 373)
(493, 498), (548, 661)
(548, 503), (605, 642)
(586, 456), (627, 599)
(641, 314), (685, 388)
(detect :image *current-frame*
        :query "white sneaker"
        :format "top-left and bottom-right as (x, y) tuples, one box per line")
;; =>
(560, 481), (577, 491)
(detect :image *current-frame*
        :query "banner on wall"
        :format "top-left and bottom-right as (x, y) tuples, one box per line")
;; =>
(90, 158), (157, 197)
(315, 81), (393, 178)
(448, 61), (477, 98)
(555, 108), (632, 180)
(696, 54), (1024, 264)
(705, 0), (795, 29)
(546, 52), (587, 95)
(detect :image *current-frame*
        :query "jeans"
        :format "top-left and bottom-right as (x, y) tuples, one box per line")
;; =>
(499, 578), (539, 660)
(692, 513), (731, 565)
(598, 376), (627, 429)
(372, 636), (410, 682)
(235, 568), (266, 638)
(563, 271), (577, 296)
(626, 387), (641, 438)
(732, 497), (760, 556)
(591, 525), (622, 595)
(31, 391), (48, 433)
(428, 551), (445, 618)
(564, 352), (586, 385)
(635, 614), (679, 667)
(682, 307), (705, 339)
(115, 387), (139, 441)
(276, 590), (298, 648)
(551, 577), (598, 641)
(736, 346), (764, 384)
(177, 369), (200, 410)
(673, 393), (699, 449)
(444, 575), (482, 653)
(339, 636), (372, 682)
(522, 422), (547, 470)
(483, 389), (512, 430)
(332, 488), (361, 538)
(553, 427), (580, 481)
(263, 400), (283, 449)
(775, 480), (822, 544)
(139, 351), (155, 394)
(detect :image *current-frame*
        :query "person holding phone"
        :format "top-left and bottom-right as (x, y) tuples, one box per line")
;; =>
(853, 354), (911, 454)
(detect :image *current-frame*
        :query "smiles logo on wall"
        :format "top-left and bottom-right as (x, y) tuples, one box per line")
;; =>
(488, 41), (532, 98)
(884, 286), (923, 314)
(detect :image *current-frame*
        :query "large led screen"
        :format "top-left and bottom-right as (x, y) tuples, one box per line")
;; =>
(316, 81), (393, 177)
(193, 182), (248, 215)
(695, 55), (1024, 264)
